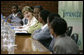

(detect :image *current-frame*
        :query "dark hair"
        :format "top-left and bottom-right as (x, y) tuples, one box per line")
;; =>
(33, 5), (43, 11)
(12, 4), (19, 9)
(50, 17), (67, 35)
(48, 13), (61, 23)
(40, 10), (50, 23)
(30, 6), (34, 10)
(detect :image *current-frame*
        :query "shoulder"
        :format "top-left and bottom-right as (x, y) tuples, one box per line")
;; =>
(8, 14), (13, 16)
(54, 36), (79, 51)
(43, 26), (50, 32)
(33, 17), (38, 22)
(7, 14), (13, 18)
(55, 36), (73, 44)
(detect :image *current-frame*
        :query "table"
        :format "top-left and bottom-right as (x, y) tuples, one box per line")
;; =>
(1, 35), (52, 54)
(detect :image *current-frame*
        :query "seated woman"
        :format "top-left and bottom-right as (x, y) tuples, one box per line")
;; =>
(28, 6), (44, 33)
(19, 6), (41, 33)
(48, 16), (79, 54)
(21, 6), (34, 25)
(6, 5), (23, 26)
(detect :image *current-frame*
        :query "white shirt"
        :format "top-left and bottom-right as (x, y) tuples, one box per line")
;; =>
(12, 13), (18, 17)
(14, 16), (37, 33)
(41, 24), (48, 30)
(22, 16), (37, 30)
(50, 34), (54, 38)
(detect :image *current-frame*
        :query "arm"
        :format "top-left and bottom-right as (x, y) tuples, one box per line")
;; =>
(28, 22), (42, 33)
(32, 28), (51, 41)
(30, 17), (38, 26)
(6, 14), (12, 20)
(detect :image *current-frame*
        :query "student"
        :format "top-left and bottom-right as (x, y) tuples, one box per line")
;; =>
(47, 13), (61, 51)
(32, 10), (52, 48)
(21, 6), (29, 26)
(48, 17), (79, 54)
(27, 6), (44, 33)
(20, 6), (39, 33)
(7, 5), (23, 26)
(22, 6), (34, 26)
(47, 13), (61, 38)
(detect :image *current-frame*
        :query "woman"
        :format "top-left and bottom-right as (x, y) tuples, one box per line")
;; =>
(28, 6), (43, 34)
(18, 6), (41, 33)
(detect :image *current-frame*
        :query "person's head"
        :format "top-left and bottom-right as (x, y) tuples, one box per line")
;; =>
(30, 6), (34, 10)
(22, 6), (33, 20)
(49, 17), (67, 37)
(47, 13), (61, 27)
(38, 10), (50, 25)
(33, 6), (43, 19)
(11, 5), (19, 14)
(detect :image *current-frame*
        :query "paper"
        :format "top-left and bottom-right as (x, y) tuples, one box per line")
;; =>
(15, 30), (27, 33)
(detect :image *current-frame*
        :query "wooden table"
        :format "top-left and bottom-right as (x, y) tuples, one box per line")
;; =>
(1, 35), (52, 54)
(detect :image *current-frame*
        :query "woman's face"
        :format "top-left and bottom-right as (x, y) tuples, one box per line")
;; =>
(23, 11), (33, 20)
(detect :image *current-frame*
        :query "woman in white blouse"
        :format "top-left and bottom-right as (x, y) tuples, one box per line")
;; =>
(16, 6), (40, 33)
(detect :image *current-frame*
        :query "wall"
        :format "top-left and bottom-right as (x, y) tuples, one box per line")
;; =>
(58, 1), (83, 50)
(1, 1), (58, 17)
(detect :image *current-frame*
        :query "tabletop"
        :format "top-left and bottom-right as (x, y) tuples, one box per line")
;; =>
(1, 35), (52, 54)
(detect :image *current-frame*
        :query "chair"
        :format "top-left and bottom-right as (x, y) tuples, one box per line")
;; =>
(71, 33), (78, 44)
(66, 26), (73, 36)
